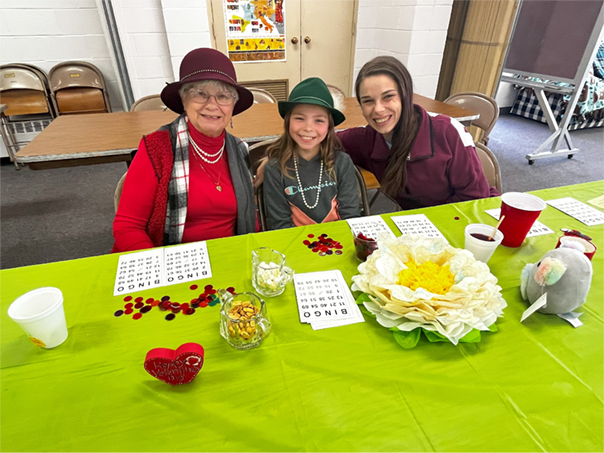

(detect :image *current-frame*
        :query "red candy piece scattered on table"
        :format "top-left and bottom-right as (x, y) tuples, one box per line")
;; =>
(115, 284), (237, 321)
(302, 233), (343, 256)
(144, 343), (205, 386)
(356, 232), (375, 241)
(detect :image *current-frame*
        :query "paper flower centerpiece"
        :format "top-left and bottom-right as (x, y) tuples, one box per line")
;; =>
(351, 235), (507, 348)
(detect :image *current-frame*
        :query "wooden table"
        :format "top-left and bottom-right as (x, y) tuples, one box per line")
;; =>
(16, 95), (478, 170)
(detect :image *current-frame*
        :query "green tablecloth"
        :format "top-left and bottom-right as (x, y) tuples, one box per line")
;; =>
(1, 181), (603, 452)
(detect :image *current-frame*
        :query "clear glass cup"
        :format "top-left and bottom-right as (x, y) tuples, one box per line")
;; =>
(353, 233), (378, 262)
(251, 248), (293, 297)
(219, 292), (271, 350)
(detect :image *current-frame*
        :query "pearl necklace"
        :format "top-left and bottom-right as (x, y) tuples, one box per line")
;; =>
(188, 132), (225, 164)
(294, 155), (323, 209)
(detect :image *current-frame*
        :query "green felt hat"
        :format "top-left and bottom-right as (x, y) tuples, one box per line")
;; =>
(278, 77), (346, 126)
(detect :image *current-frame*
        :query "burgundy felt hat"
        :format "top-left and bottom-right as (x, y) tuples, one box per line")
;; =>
(160, 48), (254, 115)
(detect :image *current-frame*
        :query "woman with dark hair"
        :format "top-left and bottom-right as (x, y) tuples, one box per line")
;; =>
(338, 56), (498, 210)
(112, 48), (257, 252)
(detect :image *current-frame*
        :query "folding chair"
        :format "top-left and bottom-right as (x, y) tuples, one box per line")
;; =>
(114, 172), (127, 212)
(474, 142), (503, 193)
(49, 61), (111, 115)
(326, 84), (345, 110)
(0, 104), (20, 169)
(444, 92), (499, 145)
(0, 65), (54, 118)
(0, 65), (55, 168)
(130, 94), (166, 112)
(248, 87), (277, 104)
(248, 138), (276, 174)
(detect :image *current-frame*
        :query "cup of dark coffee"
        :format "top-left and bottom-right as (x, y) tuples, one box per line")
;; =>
(464, 224), (503, 263)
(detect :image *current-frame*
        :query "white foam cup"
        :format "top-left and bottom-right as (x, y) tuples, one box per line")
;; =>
(464, 224), (504, 263)
(8, 287), (68, 349)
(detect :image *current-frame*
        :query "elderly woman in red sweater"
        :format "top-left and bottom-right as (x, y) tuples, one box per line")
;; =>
(113, 48), (256, 253)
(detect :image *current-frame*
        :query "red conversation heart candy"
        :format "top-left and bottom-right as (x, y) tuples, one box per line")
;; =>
(144, 343), (205, 386)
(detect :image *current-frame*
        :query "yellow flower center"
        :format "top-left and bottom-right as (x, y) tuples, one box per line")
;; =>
(397, 260), (455, 295)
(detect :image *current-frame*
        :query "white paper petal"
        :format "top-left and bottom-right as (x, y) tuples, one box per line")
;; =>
(363, 301), (382, 315)
(376, 313), (403, 328)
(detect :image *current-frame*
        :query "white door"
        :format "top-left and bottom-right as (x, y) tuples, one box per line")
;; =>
(300, 0), (357, 96)
(209, 0), (358, 97)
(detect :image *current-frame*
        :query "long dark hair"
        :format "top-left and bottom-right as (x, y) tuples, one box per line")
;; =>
(266, 107), (341, 180)
(354, 56), (420, 198)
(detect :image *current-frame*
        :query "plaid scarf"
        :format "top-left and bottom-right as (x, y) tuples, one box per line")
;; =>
(164, 115), (190, 245)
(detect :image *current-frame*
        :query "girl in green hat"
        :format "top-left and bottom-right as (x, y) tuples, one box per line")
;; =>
(262, 77), (361, 230)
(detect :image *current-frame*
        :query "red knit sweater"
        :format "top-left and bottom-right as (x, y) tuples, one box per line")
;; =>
(113, 125), (237, 253)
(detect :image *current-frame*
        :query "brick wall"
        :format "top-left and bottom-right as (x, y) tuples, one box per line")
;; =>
(160, 0), (212, 81)
(0, 0), (122, 109)
(354, 0), (453, 98)
(111, 0), (174, 102)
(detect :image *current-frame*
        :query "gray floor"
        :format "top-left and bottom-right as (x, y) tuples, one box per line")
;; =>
(1, 113), (603, 269)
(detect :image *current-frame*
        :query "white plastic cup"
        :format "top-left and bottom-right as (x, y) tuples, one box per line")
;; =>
(8, 287), (68, 349)
(464, 224), (504, 263)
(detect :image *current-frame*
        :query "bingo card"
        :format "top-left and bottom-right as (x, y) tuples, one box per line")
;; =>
(390, 214), (448, 242)
(347, 215), (396, 240)
(310, 271), (364, 330)
(164, 241), (212, 285)
(113, 242), (213, 296)
(114, 249), (164, 296)
(293, 270), (362, 328)
(546, 197), (604, 226)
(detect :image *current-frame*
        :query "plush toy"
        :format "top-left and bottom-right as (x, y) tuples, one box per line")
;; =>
(520, 247), (593, 314)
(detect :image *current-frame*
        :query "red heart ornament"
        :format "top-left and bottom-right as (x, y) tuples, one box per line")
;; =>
(144, 343), (205, 386)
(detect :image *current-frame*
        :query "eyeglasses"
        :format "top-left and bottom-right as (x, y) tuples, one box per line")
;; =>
(187, 89), (236, 106)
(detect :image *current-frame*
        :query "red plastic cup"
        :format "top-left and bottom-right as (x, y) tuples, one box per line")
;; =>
(556, 235), (597, 260)
(499, 192), (547, 247)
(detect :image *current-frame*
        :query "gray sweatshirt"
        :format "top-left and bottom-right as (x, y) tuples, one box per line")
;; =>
(263, 151), (361, 230)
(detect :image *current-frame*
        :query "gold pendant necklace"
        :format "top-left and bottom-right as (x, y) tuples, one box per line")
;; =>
(195, 157), (222, 191)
